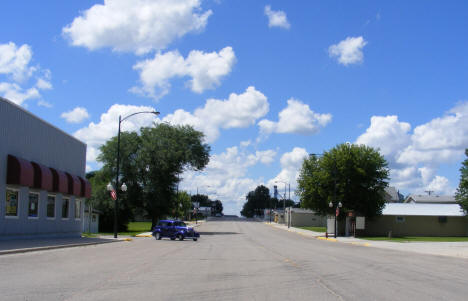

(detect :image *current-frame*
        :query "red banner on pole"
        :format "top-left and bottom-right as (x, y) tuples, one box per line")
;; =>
(110, 190), (117, 200)
(335, 207), (340, 217)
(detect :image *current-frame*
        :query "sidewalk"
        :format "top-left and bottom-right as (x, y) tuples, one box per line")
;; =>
(265, 222), (468, 259)
(0, 236), (123, 256)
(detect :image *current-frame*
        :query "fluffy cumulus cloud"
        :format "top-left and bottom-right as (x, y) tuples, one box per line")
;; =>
(329, 36), (367, 66)
(61, 107), (90, 124)
(131, 47), (235, 99)
(356, 115), (411, 158)
(268, 147), (309, 189)
(258, 99), (331, 135)
(164, 86), (269, 142)
(74, 104), (159, 163)
(356, 102), (468, 195)
(62, 0), (212, 55)
(0, 42), (52, 105)
(264, 5), (290, 29)
(179, 142), (277, 215)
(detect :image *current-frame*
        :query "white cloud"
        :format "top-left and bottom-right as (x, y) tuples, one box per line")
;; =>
(63, 0), (212, 55)
(267, 147), (309, 194)
(179, 142), (277, 214)
(356, 101), (468, 195)
(74, 104), (159, 162)
(258, 99), (331, 135)
(37, 100), (53, 108)
(164, 86), (269, 142)
(0, 82), (39, 105)
(131, 47), (235, 99)
(264, 5), (290, 29)
(0, 42), (52, 106)
(329, 36), (367, 66)
(61, 107), (90, 124)
(355, 115), (411, 157)
(36, 78), (52, 90)
(0, 42), (35, 82)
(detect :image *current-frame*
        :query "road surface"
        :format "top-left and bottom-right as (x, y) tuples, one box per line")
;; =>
(1, 217), (468, 300)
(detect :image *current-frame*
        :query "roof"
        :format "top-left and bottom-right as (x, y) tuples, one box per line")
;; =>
(382, 203), (465, 217)
(384, 186), (400, 202)
(405, 194), (456, 204)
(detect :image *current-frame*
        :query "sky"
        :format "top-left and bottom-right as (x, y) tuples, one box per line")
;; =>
(1, 0), (468, 215)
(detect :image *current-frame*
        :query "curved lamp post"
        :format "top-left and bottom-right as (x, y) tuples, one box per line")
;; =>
(112, 110), (159, 238)
(329, 201), (342, 238)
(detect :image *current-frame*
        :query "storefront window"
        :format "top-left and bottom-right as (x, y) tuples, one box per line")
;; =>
(47, 196), (55, 218)
(62, 198), (69, 218)
(6, 189), (18, 217)
(28, 193), (39, 218)
(75, 199), (81, 219)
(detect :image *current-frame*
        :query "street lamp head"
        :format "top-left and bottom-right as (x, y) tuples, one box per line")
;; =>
(338, 202), (343, 208)
(329, 201), (333, 208)
(121, 182), (127, 192)
(106, 182), (113, 191)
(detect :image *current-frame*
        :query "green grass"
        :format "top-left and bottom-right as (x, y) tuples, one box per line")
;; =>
(361, 236), (468, 242)
(81, 232), (98, 238)
(98, 222), (153, 237)
(298, 226), (327, 232)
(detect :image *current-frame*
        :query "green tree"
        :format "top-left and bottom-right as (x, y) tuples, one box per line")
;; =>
(175, 191), (192, 220)
(98, 123), (210, 229)
(241, 185), (271, 217)
(297, 143), (389, 218)
(455, 149), (468, 210)
(191, 194), (211, 207)
(212, 200), (223, 214)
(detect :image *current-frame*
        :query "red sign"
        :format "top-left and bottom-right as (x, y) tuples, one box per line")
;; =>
(110, 190), (117, 200)
(335, 207), (340, 217)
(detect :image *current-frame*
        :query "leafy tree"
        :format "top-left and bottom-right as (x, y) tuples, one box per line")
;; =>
(241, 185), (271, 217)
(455, 149), (468, 210)
(97, 123), (210, 229)
(191, 194), (211, 207)
(212, 200), (223, 214)
(174, 191), (192, 220)
(297, 143), (389, 218)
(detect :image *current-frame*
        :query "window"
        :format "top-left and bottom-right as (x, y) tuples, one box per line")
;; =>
(438, 216), (448, 223)
(62, 198), (69, 219)
(75, 199), (81, 219)
(47, 196), (55, 218)
(5, 189), (19, 217)
(396, 216), (405, 223)
(28, 193), (39, 218)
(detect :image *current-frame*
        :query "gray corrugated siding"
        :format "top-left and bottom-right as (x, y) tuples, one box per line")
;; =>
(0, 97), (87, 237)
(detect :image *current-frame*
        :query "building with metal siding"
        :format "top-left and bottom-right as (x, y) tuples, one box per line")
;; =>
(0, 97), (90, 238)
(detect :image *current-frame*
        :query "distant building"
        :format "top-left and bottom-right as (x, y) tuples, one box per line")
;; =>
(363, 203), (467, 237)
(405, 194), (456, 204)
(383, 186), (404, 203)
(1, 97), (91, 238)
(285, 207), (326, 227)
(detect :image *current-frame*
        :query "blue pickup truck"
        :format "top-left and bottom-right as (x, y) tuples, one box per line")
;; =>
(152, 220), (200, 241)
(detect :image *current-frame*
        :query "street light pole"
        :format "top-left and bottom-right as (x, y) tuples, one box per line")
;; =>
(113, 110), (159, 239)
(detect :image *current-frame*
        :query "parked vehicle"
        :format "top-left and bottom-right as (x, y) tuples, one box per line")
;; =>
(152, 220), (200, 241)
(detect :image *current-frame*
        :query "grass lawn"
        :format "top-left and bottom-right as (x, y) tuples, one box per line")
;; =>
(361, 236), (468, 242)
(97, 222), (153, 237)
(298, 226), (327, 232)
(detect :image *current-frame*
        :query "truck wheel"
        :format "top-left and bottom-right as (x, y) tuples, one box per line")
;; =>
(177, 234), (184, 241)
(155, 233), (161, 240)
(193, 238), (197, 241)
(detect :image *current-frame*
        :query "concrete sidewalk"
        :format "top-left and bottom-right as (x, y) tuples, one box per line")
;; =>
(0, 236), (123, 256)
(266, 222), (468, 259)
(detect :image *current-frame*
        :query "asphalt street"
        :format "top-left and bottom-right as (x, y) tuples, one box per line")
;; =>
(1, 217), (468, 301)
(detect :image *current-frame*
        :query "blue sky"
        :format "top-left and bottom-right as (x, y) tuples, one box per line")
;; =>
(2, 1), (468, 214)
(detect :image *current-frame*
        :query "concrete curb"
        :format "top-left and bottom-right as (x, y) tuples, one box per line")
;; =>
(0, 239), (123, 256)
